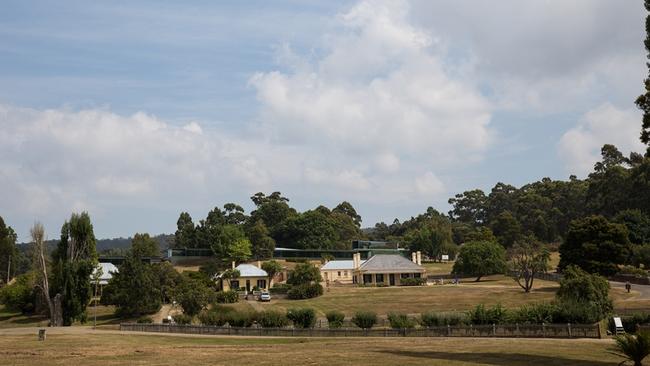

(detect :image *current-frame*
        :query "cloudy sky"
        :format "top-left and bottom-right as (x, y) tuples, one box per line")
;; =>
(0, 0), (647, 241)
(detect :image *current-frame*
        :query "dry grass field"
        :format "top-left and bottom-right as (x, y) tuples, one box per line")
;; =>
(256, 275), (560, 316)
(0, 327), (622, 366)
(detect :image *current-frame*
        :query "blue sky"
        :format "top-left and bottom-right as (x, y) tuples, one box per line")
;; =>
(0, 0), (647, 241)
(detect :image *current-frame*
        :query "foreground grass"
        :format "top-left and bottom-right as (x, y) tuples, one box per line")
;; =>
(0, 329), (621, 366)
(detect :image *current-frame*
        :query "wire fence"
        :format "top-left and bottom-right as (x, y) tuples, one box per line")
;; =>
(121, 322), (600, 339)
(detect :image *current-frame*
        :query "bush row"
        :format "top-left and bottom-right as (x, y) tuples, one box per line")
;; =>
(286, 283), (323, 300)
(399, 278), (427, 286)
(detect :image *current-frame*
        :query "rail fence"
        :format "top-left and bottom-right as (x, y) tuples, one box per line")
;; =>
(121, 322), (600, 339)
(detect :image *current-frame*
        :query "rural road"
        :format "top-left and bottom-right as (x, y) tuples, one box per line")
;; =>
(610, 281), (650, 300)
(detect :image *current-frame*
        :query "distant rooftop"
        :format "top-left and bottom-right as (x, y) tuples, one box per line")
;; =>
(359, 254), (424, 273)
(321, 260), (366, 271)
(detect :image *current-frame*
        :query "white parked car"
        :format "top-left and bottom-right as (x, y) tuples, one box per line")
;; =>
(259, 292), (271, 302)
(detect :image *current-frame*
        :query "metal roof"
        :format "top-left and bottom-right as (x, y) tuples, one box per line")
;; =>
(234, 264), (268, 277)
(358, 254), (425, 273)
(93, 262), (119, 285)
(320, 260), (366, 271)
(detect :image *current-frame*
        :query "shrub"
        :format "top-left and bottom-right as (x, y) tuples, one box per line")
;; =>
(256, 311), (289, 328)
(198, 305), (236, 326)
(287, 283), (323, 300)
(173, 314), (193, 325)
(511, 303), (556, 324)
(0, 272), (36, 314)
(468, 304), (509, 325)
(352, 311), (377, 329)
(387, 312), (415, 329)
(270, 283), (290, 294)
(287, 308), (316, 328)
(557, 265), (612, 320)
(400, 277), (427, 286)
(420, 311), (468, 327)
(215, 290), (239, 304)
(608, 314), (650, 334)
(552, 299), (605, 324)
(136, 316), (153, 324)
(326, 310), (345, 329)
(619, 266), (649, 277)
(226, 311), (256, 327)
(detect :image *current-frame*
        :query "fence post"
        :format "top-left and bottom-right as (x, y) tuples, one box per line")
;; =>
(447, 324), (450, 337)
(567, 323), (572, 338)
(542, 323), (546, 338)
(515, 323), (519, 338)
(492, 323), (496, 337)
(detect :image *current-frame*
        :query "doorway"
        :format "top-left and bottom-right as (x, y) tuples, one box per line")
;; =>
(389, 274), (395, 286)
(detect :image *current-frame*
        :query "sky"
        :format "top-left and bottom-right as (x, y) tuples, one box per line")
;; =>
(0, 0), (647, 241)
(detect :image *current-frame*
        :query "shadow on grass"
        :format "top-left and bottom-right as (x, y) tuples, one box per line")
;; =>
(377, 350), (613, 366)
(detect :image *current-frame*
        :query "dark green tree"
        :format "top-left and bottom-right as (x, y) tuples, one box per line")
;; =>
(176, 275), (213, 316)
(174, 212), (196, 248)
(52, 212), (98, 325)
(490, 211), (522, 248)
(247, 220), (276, 259)
(452, 241), (507, 281)
(261, 260), (283, 286)
(559, 215), (631, 276)
(333, 201), (362, 227)
(131, 233), (160, 257)
(614, 209), (650, 246)
(0, 216), (18, 283)
(287, 263), (321, 285)
(103, 254), (161, 317)
(448, 189), (487, 225)
(636, 0), (650, 156)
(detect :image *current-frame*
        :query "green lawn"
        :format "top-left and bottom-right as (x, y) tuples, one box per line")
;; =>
(0, 330), (622, 366)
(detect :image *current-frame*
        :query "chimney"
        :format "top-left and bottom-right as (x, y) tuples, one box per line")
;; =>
(257, 261), (261, 268)
(416, 251), (422, 266)
(232, 261), (236, 270)
(412, 252), (417, 264)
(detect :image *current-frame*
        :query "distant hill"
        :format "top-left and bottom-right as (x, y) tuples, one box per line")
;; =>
(18, 234), (174, 255)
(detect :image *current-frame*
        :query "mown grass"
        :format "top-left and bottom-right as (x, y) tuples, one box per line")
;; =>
(0, 331), (621, 366)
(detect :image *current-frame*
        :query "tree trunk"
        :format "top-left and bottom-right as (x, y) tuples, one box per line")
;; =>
(475, 275), (482, 282)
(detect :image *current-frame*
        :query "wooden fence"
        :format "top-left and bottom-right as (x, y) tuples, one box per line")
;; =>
(120, 323), (600, 339)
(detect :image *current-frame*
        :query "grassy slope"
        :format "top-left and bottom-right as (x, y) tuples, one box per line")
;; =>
(0, 331), (620, 366)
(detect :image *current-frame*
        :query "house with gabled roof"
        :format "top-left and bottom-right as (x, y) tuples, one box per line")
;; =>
(320, 251), (426, 286)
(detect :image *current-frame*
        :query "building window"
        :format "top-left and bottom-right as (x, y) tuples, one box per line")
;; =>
(400, 273), (411, 279)
(414, 273), (421, 278)
(363, 274), (372, 284)
(338, 271), (341, 277)
(375, 274), (384, 283)
(344, 271), (348, 276)
(257, 279), (267, 289)
(231, 280), (240, 290)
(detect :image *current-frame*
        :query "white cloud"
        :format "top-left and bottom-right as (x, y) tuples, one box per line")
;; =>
(250, 0), (493, 167)
(0, 104), (268, 236)
(414, 171), (445, 197)
(558, 103), (644, 176)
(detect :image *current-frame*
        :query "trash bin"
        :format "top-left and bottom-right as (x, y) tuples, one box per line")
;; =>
(38, 329), (46, 341)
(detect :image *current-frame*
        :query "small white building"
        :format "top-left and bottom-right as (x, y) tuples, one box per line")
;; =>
(321, 260), (365, 284)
